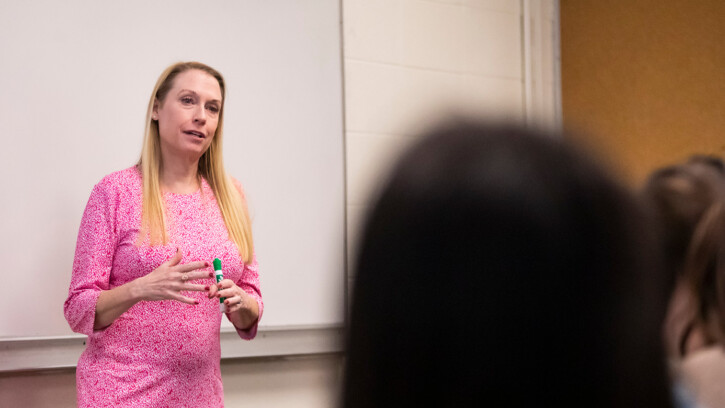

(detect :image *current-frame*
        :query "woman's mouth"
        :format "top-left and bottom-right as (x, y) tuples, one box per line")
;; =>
(184, 130), (205, 139)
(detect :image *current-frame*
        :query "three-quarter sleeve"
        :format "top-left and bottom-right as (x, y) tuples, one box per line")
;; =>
(64, 180), (118, 335)
(228, 177), (263, 339)
(231, 251), (263, 339)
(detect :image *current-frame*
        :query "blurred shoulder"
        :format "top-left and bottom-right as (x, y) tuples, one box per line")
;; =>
(230, 176), (245, 195)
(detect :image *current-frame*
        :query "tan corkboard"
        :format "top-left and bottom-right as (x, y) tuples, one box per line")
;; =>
(560, 0), (725, 184)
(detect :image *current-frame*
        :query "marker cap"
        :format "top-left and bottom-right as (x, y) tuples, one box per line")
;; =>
(213, 258), (222, 271)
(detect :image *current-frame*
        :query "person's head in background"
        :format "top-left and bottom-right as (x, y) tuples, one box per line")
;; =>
(343, 121), (672, 407)
(642, 156), (725, 358)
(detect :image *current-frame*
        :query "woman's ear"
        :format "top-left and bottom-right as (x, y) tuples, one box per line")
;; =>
(151, 99), (160, 121)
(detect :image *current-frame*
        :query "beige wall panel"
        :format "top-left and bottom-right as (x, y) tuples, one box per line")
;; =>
(561, 0), (725, 183)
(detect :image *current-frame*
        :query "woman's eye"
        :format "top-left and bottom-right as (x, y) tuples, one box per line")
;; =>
(207, 106), (220, 113)
(181, 96), (194, 104)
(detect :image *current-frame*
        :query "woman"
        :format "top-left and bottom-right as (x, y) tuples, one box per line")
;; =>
(64, 62), (262, 407)
(644, 156), (725, 407)
(343, 122), (672, 407)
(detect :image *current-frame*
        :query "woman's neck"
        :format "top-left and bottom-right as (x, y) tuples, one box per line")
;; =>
(159, 155), (201, 194)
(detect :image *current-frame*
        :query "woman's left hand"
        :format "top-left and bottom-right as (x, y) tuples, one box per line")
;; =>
(208, 279), (259, 330)
(208, 279), (248, 313)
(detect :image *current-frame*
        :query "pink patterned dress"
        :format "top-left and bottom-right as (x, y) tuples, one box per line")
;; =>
(64, 166), (263, 407)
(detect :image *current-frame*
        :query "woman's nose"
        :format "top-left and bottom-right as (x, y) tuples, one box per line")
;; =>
(193, 106), (207, 124)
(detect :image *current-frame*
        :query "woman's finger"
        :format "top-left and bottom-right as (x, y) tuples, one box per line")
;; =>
(170, 293), (200, 305)
(223, 294), (242, 312)
(217, 287), (238, 299)
(186, 270), (215, 281)
(176, 260), (209, 273)
(163, 247), (183, 267)
(180, 283), (208, 292)
(217, 278), (235, 288)
(207, 285), (218, 299)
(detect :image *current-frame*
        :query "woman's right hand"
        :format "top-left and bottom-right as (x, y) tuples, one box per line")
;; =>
(131, 248), (212, 304)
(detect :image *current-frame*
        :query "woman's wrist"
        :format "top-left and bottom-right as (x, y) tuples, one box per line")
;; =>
(224, 293), (256, 329)
(94, 281), (144, 330)
(126, 277), (147, 302)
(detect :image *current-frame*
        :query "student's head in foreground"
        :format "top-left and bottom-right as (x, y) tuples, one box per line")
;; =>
(343, 121), (672, 407)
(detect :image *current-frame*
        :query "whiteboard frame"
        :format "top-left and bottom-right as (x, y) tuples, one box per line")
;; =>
(0, 325), (343, 373)
(0, 0), (346, 359)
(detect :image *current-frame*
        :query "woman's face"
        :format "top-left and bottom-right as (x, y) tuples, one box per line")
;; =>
(153, 69), (222, 161)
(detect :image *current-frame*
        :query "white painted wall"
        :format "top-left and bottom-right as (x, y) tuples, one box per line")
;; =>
(344, 0), (559, 292)
(0, 1), (559, 406)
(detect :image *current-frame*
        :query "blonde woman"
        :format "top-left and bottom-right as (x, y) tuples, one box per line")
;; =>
(64, 62), (262, 407)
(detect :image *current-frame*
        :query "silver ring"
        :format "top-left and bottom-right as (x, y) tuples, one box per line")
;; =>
(181, 274), (188, 282)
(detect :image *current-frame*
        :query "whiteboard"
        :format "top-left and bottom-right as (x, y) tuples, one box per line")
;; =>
(0, 0), (344, 339)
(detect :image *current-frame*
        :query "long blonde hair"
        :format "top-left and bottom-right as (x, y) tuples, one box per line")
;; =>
(138, 61), (254, 262)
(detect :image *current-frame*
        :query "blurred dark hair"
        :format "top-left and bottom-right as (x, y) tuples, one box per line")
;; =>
(343, 122), (671, 407)
(642, 155), (725, 356)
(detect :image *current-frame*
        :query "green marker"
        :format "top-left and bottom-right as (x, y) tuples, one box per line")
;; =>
(213, 258), (226, 312)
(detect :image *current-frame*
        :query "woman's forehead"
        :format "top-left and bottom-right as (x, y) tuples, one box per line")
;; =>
(170, 69), (222, 100)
